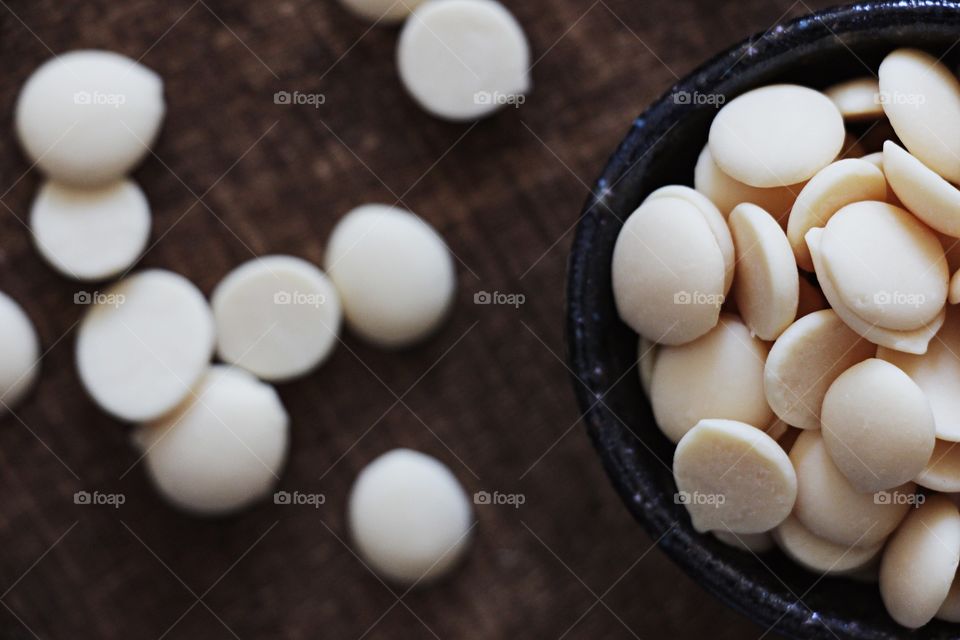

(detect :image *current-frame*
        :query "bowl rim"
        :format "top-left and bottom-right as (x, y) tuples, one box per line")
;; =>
(565, 1), (960, 637)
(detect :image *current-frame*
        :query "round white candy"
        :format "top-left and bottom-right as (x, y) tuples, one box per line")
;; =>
(30, 179), (150, 281)
(76, 270), (215, 421)
(397, 0), (530, 121)
(135, 366), (288, 515)
(212, 256), (342, 382)
(15, 50), (165, 187)
(879, 48), (960, 184)
(348, 449), (473, 585)
(883, 140), (960, 238)
(708, 84), (844, 188)
(612, 196), (726, 345)
(339, 0), (425, 22)
(0, 293), (40, 412)
(818, 201), (947, 331)
(774, 515), (884, 575)
(693, 145), (803, 221)
(824, 77), (884, 121)
(325, 204), (455, 348)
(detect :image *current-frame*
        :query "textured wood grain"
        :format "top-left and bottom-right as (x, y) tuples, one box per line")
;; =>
(0, 1), (834, 638)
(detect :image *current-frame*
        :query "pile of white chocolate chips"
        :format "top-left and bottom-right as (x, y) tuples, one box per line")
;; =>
(0, 0), (536, 589)
(612, 48), (960, 629)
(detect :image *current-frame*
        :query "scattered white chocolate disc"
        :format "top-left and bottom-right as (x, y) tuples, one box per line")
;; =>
(15, 50), (165, 187)
(673, 418), (796, 534)
(338, 0), (425, 22)
(786, 159), (887, 271)
(915, 440), (960, 492)
(611, 196), (725, 345)
(708, 84), (844, 188)
(135, 366), (288, 515)
(637, 337), (658, 397)
(879, 48), (960, 184)
(325, 204), (455, 348)
(211, 256), (342, 382)
(76, 269), (215, 421)
(937, 575), (960, 623)
(878, 307), (960, 441)
(818, 201), (947, 331)
(397, 0), (530, 121)
(646, 185), (734, 293)
(790, 430), (913, 547)
(764, 309), (874, 430)
(713, 529), (774, 553)
(0, 292), (40, 412)
(773, 514), (884, 575)
(728, 203), (798, 340)
(693, 146), (803, 221)
(650, 314), (772, 443)
(821, 358), (935, 493)
(883, 140), (960, 238)
(807, 226), (944, 354)
(824, 77), (884, 121)
(29, 179), (150, 281)
(796, 276), (828, 317)
(880, 494), (960, 629)
(348, 448), (473, 585)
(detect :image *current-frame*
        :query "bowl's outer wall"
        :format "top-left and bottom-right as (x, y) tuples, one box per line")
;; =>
(566, 2), (960, 638)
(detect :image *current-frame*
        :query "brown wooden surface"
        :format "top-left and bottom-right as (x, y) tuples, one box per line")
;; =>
(0, 1), (837, 638)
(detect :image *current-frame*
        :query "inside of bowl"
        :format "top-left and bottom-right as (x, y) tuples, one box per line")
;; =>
(567, 2), (960, 638)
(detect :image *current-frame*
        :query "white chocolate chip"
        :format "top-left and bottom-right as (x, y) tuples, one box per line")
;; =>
(708, 84), (844, 188)
(651, 314), (771, 443)
(728, 203), (798, 340)
(821, 358), (935, 493)
(673, 418), (796, 534)
(612, 196), (726, 345)
(878, 307), (960, 441)
(348, 449), (473, 585)
(883, 140), (960, 238)
(30, 179), (150, 281)
(879, 48), (960, 184)
(880, 494), (960, 629)
(212, 256), (342, 382)
(325, 204), (455, 348)
(824, 77), (884, 121)
(15, 50), (165, 187)
(773, 514), (884, 574)
(135, 366), (288, 515)
(764, 309), (874, 430)
(693, 145), (803, 221)
(0, 293), (40, 413)
(790, 430), (913, 547)
(338, 0), (425, 22)
(76, 270), (215, 422)
(787, 159), (887, 271)
(397, 0), (530, 121)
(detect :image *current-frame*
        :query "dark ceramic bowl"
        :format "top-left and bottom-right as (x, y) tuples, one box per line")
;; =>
(566, 2), (960, 638)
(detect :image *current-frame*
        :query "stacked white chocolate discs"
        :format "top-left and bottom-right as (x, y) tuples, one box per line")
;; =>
(338, 0), (531, 121)
(12, 48), (472, 585)
(612, 48), (960, 628)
